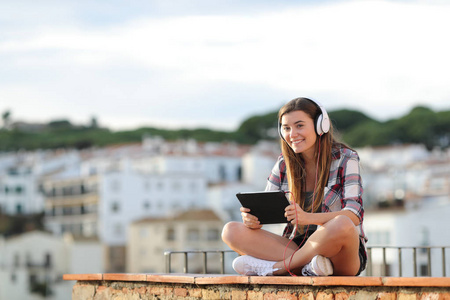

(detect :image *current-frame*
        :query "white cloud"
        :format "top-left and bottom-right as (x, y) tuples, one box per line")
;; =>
(1, 0), (450, 130)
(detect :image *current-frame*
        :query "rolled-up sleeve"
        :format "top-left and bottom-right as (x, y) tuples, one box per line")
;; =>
(265, 155), (288, 192)
(341, 154), (364, 223)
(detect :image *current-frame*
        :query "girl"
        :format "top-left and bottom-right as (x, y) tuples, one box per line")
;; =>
(222, 97), (367, 276)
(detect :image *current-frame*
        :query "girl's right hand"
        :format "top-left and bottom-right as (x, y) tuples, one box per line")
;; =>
(240, 207), (263, 229)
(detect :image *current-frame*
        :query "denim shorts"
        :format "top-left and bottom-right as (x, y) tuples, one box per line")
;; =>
(293, 233), (367, 276)
(356, 239), (368, 276)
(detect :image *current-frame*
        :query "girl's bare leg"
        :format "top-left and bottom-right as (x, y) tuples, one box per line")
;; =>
(223, 215), (361, 276)
(273, 215), (361, 276)
(222, 221), (299, 261)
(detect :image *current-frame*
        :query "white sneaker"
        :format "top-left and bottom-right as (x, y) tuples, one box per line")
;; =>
(301, 255), (333, 276)
(232, 255), (279, 276)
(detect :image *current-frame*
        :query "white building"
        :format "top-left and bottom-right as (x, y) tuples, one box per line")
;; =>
(0, 150), (81, 215)
(360, 145), (450, 277)
(364, 196), (450, 277)
(241, 141), (280, 189)
(0, 230), (102, 300)
(41, 139), (248, 271)
(127, 209), (226, 274)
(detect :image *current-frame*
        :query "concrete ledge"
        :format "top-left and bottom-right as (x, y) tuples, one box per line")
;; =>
(63, 273), (450, 287)
(64, 274), (450, 300)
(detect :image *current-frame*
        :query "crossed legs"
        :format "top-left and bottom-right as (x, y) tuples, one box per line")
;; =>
(222, 215), (360, 276)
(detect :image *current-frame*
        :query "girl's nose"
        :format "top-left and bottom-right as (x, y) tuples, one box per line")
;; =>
(289, 128), (299, 138)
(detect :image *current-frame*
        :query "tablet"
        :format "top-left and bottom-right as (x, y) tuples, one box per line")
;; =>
(236, 190), (290, 224)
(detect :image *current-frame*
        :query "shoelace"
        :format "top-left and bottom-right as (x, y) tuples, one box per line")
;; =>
(245, 260), (274, 276)
(301, 263), (316, 276)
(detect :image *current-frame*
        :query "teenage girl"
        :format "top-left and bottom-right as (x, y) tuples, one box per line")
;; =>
(221, 97), (367, 276)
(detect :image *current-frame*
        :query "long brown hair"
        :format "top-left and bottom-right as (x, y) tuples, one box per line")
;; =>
(278, 97), (342, 213)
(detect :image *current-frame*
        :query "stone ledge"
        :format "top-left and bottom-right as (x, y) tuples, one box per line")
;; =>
(63, 273), (450, 287)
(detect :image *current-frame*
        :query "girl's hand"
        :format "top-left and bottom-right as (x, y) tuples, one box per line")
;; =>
(240, 207), (263, 229)
(285, 202), (308, 225)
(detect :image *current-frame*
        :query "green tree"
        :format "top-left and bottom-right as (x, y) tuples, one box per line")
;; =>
(2, 109), (11, 130)
(329, 109), (373, 132)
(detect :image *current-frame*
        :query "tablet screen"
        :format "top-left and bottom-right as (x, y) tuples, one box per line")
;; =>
(236, 190), (290, 224)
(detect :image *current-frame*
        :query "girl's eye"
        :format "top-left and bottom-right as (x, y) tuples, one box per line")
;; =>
(282, 127), (290, 132)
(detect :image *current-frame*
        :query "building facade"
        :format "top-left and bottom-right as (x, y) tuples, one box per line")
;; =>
(127, 209), (225, 274)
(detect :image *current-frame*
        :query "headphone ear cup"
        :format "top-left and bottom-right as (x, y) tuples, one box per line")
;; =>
(315, 114), (324, 136)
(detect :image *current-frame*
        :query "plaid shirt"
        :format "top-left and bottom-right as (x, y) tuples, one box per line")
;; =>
(265, 146), (367, 244)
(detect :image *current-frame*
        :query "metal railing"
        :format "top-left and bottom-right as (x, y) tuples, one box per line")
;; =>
(366, 246), (449, 277)
(164, 250), (236, 274)
(165, 246), (450, 276)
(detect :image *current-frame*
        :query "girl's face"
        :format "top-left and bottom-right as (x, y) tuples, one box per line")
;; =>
(280, 110), (317, 158)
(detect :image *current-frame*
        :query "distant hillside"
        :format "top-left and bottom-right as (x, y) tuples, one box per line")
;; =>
(0, 106), (448, 151)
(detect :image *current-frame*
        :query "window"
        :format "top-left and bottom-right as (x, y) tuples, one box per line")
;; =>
(143, 201), (150, 210)
(111, 202), (120, 213)
(167, 228), (175, 241)
(237, 166), (242, 181)
(420, 264), (429, 276)
(206, 228), (220, 241)
(15, 185), (24, 194)
(63, 207), (72, 215)
(45, 253), (52, 268)
(29, 274), (37, 286)
(219, 165), (226, 181)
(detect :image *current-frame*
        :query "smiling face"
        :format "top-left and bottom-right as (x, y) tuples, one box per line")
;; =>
(280, 110), (317, 159)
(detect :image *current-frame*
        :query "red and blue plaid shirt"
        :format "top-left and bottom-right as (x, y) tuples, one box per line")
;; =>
(265, 146), (367, 244)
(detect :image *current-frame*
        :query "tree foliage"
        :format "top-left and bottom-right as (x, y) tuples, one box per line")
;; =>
(0, 106), (448, 151)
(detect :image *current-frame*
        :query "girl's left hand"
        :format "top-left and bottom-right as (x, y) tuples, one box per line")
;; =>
(285, 202), (309, 225)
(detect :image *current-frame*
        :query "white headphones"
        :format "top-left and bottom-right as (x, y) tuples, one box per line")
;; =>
(312, 99), (330, 136)
(278, 97), (330, 139)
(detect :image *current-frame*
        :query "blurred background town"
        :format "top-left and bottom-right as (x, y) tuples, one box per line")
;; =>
(2, 0), (450, 299)
(0, 106), (449, 299)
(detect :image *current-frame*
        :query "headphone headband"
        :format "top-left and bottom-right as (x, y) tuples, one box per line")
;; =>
(278, 97), (330, 140)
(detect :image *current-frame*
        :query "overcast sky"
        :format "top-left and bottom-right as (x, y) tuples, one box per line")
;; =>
(1, 0), (449, 131)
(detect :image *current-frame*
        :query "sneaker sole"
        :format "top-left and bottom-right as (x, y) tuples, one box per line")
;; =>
(314, 255), (333, 276)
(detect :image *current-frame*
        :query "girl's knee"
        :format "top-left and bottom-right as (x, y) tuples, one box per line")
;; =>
(325, 215), (358, 240)
(221, 221), (243, 244)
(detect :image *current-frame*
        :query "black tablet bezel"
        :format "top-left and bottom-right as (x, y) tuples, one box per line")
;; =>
(236, 190), (290, 224)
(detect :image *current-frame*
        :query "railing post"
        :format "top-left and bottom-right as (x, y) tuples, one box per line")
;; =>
(165, 252), (171, 273)
(367, 247), (372, 276)
(163, 247), (448, 277)
(183, 252), (188, 273)
(220, 251), (225, 274)
(203, 252), (207, 274)
(443, 247), (446, 277)
(413, 247), (417, 277)
(427, 248), (432, 276)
